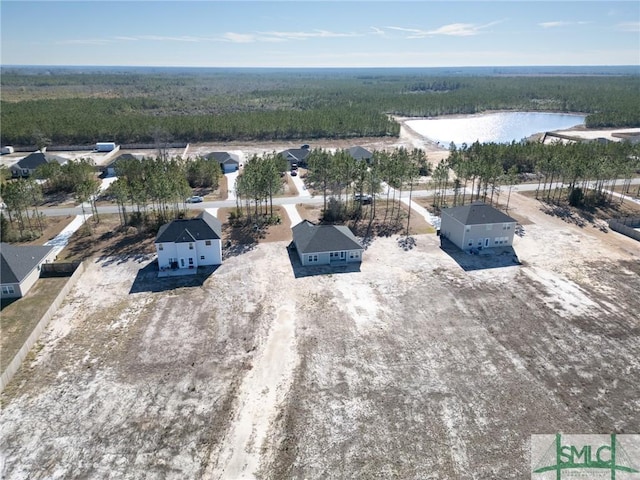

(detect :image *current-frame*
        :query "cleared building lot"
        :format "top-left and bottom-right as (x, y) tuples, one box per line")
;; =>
(1, 198), (639, 479)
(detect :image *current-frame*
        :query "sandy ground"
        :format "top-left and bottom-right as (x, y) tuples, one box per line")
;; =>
(1, 183), (639, 479)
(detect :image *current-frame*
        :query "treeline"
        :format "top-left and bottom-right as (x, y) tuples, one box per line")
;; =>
(1, 72), (639, 146)
(439, 140), (640, 210)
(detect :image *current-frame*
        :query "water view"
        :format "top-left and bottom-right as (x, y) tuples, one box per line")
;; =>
(406, 111), (587, 147)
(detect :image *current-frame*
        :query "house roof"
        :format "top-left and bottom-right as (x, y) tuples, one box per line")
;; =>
(347, 146), (373, 161)
(292, 220), (362, 254)
(13, 152), (68, 170)
(1, 242), (55, 284)
(206, 152), (239, 164)
(106, 153), (139, 168)
(155, 211), (222, 244)
(442, 202), (516, 226)
(279, 149), (311, 163)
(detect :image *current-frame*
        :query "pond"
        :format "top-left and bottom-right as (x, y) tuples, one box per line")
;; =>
(405, 111), (587, 147)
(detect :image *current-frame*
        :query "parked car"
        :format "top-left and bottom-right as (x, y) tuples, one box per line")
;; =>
(291, 163), (298, 170)
(300, 144), (310, 150)
(186, 195), (204, 203)
(290, 170), (298, 176)
(354, 194), (373, 204)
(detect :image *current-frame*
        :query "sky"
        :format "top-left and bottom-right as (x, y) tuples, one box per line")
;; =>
(1, 1), (639, 68)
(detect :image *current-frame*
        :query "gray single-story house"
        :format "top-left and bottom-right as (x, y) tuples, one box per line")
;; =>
(440, 202), (517, 251)
(205, 152), (240, 173)
(347, 146), (373, 163)
(10, 152), (68, 178)
(279, 149), (311, 168)
(292, 220), (363, 266)
(1, 243), (57, 298)
(103, 153), (140, 177)
(155, 211), (223, 275)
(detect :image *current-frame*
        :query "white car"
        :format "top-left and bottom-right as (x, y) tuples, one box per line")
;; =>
(186, 196), (203, 203)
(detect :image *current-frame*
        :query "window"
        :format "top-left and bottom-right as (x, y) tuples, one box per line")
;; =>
(189, 258), (194, 265)
(307, 255), (318, 263)
(2, 285), (15, 294)
(205, 240), (211, 246)
(189, 243), (194, 250)
(158, 244), (163, 251)
(200, 256), (205, 260)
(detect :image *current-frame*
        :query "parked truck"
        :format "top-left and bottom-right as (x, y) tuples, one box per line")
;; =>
(95, 142), (116, 152)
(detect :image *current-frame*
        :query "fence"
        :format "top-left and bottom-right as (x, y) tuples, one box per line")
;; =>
(608, 216), (640, 242)
(0, 262), (86, 392)
(41, 261), (82, 277)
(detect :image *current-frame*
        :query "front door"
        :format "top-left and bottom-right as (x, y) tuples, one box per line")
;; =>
(180, 258), (185, 268)
(484, 238), (490, 248)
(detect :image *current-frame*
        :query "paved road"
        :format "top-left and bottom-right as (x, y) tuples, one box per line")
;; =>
(31, 177), (640, 218)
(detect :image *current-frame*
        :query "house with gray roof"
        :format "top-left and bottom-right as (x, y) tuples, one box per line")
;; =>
(292, 220), (363, 266)
(10, 151), (69, 178)
(347, 146), (373, 163)
(279, 149), (311, 168)
(103, 153), (140, 177)
(205, 152), (240, 173)
(440, 202), (517, 251)
(154, 211), (223, 275)
(1, 243), (57, 298)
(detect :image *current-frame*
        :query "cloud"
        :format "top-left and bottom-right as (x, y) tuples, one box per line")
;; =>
(616, 21), (640, 32)
(370, 26), (385, 36)
(258, 29), (361, 40)
(385, 21), (501, 38)
(222, 32), (256, 43)
(55, 38), (114, 46)
(138, 35), (200, 42)
(538, 21), (592, 28)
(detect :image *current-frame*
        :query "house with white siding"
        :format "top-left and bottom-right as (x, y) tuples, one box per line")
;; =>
(1, 243), (57, 298)
(440, 202), (517, 252)
(292, 220), (363, 266)
(154, 211), (222, 275)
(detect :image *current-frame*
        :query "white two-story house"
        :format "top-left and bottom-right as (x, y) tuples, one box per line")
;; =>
(154, 211), (222, 275)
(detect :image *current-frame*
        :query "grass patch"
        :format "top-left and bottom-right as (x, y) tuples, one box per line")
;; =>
(1, 276), (69, 368)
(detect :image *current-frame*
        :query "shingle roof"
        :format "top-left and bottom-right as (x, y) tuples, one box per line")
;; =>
(1, 243), (55, 284)
(206, 152), (239, 164)
(14, 152), (68, 170)
(279, 149), (311, 162)
(442, 202), (516, 226)
(155, 212), (222, 244)
(106, 153), (139, 168)
(292, 220), (362, 254)
(347, 146), (373, 161)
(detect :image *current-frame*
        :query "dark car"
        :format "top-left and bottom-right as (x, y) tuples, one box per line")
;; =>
(290, 170), (298, 176)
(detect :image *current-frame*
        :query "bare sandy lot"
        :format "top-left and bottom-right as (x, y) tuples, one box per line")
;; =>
(1, 188), (639, 479)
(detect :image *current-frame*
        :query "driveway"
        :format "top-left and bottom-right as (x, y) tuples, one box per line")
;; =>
(290, 173), (311, 198)
(282, 204), (302, 226)
(225, 170), (239, 201)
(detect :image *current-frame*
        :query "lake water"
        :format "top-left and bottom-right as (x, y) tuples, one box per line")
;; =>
(405, 112), (587, 147)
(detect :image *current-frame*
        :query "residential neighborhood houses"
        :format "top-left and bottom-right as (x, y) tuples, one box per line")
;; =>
(2, 135), (640, 480)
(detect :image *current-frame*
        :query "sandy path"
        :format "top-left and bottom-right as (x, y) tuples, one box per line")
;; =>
(206, 298), (298, 480)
